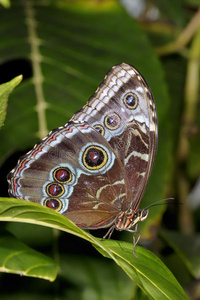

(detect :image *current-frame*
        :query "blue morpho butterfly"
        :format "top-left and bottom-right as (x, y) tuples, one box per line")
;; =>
(8, 63), (158, 255)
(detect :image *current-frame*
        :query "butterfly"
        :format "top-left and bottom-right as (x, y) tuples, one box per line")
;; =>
(7, 63), (158, 254)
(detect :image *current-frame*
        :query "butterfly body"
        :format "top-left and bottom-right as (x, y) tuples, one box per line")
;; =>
(8, 63), (158, 235)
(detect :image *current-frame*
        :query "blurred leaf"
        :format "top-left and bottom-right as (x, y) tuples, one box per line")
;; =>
(162, 56), (186, 150)
(61, 255), (136, 300)
(153, 0), (187, 27)
(0, 75), (22, 129)
(161, 252), (192, 287)
(0, 0), (10, 8)
(0, 234), (57, 281)
(160, 229), (200, 279)
(6, 222), (54, 247)
(0, 198), (188, 299)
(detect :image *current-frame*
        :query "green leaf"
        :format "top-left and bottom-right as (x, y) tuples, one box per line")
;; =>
(0, 234), (57, 281)
(0, 0), (10, 8)
(0, 75), (22, 129)
(60, 255), (137, 300)
(98, 240), (188, 300)
(160, 229), (200, 279)
(0, 198), (188, 299)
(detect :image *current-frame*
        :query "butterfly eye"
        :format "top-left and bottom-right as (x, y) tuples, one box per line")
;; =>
(93, 124), (105, 136)
(124, 92), (138, 109)
(46, 183), (64, 197)
(141, 209), (148, 221)
(104, 113), (121, 130)
(53, 167), (72, 183)
(44, 198), (62, 212)
(82, 145), (107, 170)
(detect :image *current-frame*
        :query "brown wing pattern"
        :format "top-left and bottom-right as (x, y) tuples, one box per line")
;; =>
(7, 63), (157, 229)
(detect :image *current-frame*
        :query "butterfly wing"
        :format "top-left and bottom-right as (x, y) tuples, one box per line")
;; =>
(8, 63), (158, 229)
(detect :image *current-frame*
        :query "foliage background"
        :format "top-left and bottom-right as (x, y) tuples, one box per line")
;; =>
(0, 0), (199, 299)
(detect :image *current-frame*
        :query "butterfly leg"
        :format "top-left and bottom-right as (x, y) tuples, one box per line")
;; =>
(101, 225), (115, 241)
(133, 228), (142, 257)
(128, 223), (141, 258)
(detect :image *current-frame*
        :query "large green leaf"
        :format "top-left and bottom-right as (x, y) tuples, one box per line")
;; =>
(0, 198), (188, 299)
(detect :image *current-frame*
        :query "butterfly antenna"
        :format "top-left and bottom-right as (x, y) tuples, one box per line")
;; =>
(144, 197), (177, 210)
